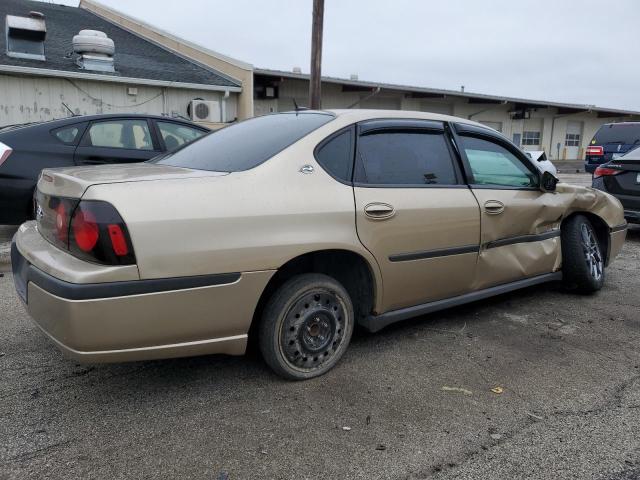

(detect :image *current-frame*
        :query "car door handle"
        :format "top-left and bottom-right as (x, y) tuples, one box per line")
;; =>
(484, 200), (505, 215)
(364, 202), (395, 219)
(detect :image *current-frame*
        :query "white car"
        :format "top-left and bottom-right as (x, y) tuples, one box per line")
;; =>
(525, 150), (557, 175)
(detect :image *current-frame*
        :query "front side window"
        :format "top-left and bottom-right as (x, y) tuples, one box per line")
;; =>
(522, 131), (541, 146)
(153, 112), (334, 172)
(157, 122), (206, 151)
(460, 136), (538, 188)
(87, 120), (153, 150)
(355, 130), (457, 186)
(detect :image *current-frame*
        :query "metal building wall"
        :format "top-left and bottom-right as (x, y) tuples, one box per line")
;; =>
(0, 73), (238, 127)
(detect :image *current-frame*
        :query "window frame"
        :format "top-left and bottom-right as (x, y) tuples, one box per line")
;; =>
(451, 122), (541, 191)
(79, 118), (161, 151)
(352, 119), (465, 189)
(151, 119), (209, 152)
(313, 125), (356, 185)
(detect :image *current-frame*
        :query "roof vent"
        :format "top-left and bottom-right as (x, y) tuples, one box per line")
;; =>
(5, 13), (47, 61)
(350, 74), (358, 81)
(73, 30), (115, 73)
(292, 66), (302, 74)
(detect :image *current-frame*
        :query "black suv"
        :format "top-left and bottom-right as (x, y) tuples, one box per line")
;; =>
(585, 122), (640, 173)
(0, 114), (209, 225)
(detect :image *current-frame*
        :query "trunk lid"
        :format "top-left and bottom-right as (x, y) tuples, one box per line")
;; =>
(37, 163), (228, 198)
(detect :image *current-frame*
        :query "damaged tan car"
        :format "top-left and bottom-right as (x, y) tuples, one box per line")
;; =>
(12, 110), (627, 380)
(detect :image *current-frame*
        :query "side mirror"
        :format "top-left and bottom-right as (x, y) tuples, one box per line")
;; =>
(540, 171), (558, 192)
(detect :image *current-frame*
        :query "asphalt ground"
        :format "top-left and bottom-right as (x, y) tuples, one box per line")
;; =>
(1, 187), (639, 478)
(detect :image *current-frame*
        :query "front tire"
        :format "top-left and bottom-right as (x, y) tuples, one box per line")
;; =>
(259, 273), (354, 380)
(561, 215), (605, 293)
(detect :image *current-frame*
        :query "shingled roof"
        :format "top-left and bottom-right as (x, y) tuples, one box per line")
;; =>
(0, 0), (240, 89)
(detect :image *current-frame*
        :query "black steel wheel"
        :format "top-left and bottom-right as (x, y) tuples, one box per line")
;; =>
(259, 273), (354, 380)
(561, 214), (605, 293)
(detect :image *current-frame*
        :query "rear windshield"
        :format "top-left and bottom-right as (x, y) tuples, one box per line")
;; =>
(151, 112), (335, 172)
(592, 123), (640, 145)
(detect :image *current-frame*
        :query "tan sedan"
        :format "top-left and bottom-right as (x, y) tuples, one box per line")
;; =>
(11, 110), (627, 380)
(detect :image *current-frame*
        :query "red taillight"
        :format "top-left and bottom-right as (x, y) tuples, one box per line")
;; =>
(72, 207), (99, 252)
(55, 203), (68, 242)
(69, 200), (136, 265)
(586, 146), (604, 156)
(593, 166), (622, 179)
(107, 224), (129, 256)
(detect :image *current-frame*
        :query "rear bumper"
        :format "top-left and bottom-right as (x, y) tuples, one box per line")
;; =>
(12, 227), (274, 363)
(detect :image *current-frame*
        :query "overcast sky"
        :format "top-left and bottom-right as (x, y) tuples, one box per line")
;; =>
(51, 0), (639, 110)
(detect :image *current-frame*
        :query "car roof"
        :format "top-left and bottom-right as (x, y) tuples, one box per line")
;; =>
(0, 114), (207, 133)
(326, 109), (482, 127)
(602, 121), (640, 127)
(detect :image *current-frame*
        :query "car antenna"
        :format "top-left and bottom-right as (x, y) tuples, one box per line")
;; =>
(62, 102), (77, 117)
(292, 98), (309, 115)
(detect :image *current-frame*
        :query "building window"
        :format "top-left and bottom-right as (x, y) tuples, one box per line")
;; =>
(522, 131), (541, 146)
(565, 133), (581, 147)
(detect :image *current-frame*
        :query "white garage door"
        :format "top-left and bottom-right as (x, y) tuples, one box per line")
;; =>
(565, 121), (583, 160)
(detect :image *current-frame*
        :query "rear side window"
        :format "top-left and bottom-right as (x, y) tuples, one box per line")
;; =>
(355, 130), (457, 185)
(87, 120), (153, 150)
(52, 125), (82, 144)
(152, 112), (334, 172)
(592, 123), (640, 145)
(315, 128), (354, 182)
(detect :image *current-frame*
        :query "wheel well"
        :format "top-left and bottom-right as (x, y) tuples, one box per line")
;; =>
(562, 212), (610, 261)
(249, 250), (376, 340)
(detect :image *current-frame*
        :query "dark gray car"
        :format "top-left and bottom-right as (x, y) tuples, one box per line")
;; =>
(592, 146), (640, 223)
(0, 114), (209, 225)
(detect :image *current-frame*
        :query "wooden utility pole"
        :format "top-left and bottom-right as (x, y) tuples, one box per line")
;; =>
(309, 0), (324, 109)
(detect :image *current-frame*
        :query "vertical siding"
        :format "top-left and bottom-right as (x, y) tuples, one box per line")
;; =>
(0, 73), (238, 126)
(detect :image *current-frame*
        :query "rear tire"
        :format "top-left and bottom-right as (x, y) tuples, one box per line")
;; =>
(259, 273), (354, 380)
(561, 215), (605, 293)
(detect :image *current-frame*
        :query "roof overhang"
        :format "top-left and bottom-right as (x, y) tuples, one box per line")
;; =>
(255, 68), (640, 117)
(0, 64), (242, 93)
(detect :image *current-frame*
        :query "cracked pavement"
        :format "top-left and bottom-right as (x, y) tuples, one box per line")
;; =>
(0, 226), (639, 480)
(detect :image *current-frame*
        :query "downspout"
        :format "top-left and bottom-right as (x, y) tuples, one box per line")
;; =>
(162, 87), (167, 115)
(221, 89), (230, 122)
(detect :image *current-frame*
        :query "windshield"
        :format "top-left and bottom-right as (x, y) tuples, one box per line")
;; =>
(151, 112), (335, 172)
(592, 123), (640, 145)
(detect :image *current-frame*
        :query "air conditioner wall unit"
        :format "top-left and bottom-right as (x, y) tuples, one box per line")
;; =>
(190, 100), (221, 122)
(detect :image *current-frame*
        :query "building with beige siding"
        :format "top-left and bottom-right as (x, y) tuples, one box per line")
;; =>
(254, 69), (640, 162)
(0, 0), (248, 129)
